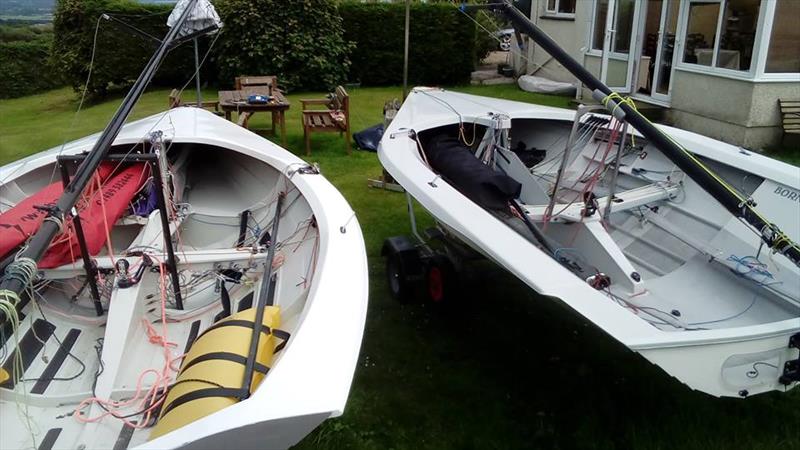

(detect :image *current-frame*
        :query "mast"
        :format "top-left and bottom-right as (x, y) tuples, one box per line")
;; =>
(0, 0), (201, 309)
(463, 1), (800, 268)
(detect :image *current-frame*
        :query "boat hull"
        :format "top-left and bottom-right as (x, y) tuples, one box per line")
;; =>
(0, 108), (369, 449)
(379, 88), (799, 398)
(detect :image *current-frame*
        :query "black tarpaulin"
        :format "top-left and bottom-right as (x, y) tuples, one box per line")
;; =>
(424, 134), (521, 211)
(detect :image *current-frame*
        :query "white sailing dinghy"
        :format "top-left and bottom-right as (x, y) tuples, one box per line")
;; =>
(0, 1), (368, 449)
(378, 2), (799, 398)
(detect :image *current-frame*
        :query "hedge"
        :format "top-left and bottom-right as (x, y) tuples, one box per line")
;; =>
(214, 0), (352, 92)
(52, 0), (202, 98)
(339, 2), (476, 86)
(0, 40), (62, 99)
(51, 0), (481, 98)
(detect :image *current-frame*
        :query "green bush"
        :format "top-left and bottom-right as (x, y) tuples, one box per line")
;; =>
(339, 2), (476, 86)
(0, 23), (61, 99)
(52, 0), (200, 98)
(213, 0), (352, 92)
(0, 40), (62, 99)
(52, 0), (351, 96)
(0, 23), (53, 43)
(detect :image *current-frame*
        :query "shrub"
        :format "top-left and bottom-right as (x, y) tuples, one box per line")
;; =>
(52, 0), (201, 98)
(0, 39), (62, 98)
(0, 23), (53, 43)
(339, 2), (476, 86)
(213, 0), (352, 92)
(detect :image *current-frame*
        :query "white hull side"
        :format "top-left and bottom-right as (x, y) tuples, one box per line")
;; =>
(378, 88), (799, 397)
(0, 108), (369, 449)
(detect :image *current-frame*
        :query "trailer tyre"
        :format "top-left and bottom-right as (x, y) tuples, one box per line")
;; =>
(386, 253), (415, 303)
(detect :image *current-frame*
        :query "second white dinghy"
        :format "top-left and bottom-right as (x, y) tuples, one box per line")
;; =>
(379, 1), (799, 400)
(380, 86), (799, 398)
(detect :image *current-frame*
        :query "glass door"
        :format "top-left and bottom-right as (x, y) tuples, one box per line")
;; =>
(634, 0), (679, 102)
(599, 0), (640, 92)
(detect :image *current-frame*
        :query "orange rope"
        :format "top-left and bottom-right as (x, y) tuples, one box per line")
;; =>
(73, 260), (178, 428)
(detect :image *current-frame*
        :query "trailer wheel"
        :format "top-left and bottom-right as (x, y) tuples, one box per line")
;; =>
(426, 255), (456, 304)
(386, 253), (415, 303)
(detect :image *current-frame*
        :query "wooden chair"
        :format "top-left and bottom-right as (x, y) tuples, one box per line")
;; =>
(301, 86), (351, 155)
(235, 75), (277, 93)
(778, 99), (800, 145)
(168, 89), (219, 112)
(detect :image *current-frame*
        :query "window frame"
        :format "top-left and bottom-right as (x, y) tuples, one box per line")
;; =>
(543, 0), (576, 20)
(586, 0), (633, 59)
(674, 0), (783, 81)
(756, 0), (800, 80)
(582, 0), (799, 83)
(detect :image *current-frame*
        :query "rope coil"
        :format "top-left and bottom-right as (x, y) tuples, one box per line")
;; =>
(43, 214), (66, 234)
(2, 257), (38, 288)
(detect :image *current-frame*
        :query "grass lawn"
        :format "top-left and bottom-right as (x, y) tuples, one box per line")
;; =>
(1, 85), (798, 450)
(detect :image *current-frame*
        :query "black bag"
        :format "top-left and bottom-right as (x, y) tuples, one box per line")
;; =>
(353, 123), (385, 152)
(425, 135), (521, 211)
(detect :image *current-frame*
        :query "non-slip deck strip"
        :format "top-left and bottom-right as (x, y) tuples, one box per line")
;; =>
(37, 428), (62, 450)
(0, 311), (24, 349)
(0, 319), (56, 389)
(113, 423), (136, 450)
(183, 320), (201, 355)
(31, 328), (81, 394)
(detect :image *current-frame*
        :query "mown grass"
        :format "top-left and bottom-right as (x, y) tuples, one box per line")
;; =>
(1, 85), (798, 450)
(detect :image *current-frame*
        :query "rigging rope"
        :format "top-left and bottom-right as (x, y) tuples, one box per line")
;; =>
(0, 256), (40, 448)
(600, 91), (800, 258)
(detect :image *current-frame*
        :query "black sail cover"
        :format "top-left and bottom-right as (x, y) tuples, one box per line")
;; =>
(424, 134), (521, 210)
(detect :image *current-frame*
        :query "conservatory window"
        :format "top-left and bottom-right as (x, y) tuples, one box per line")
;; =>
(764, 0), (800, 73)
(590, 0), (634, 53)
(681, 0), (760, 72)
(591, 0), (609, 51)
(612, 0), (635, 53)
(545, 0), (576, 18)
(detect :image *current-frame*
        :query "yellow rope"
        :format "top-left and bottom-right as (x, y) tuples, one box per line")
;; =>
(601, 93), (637, 146)
(0, 289), (26, 412)
(459, 118), (478, 147)
(1, 264), (41, 447)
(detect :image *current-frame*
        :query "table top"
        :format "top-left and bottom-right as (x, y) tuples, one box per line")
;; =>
(218, 87), (290, 111)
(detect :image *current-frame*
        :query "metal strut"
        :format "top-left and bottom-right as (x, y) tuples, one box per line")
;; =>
(150, 156), (184, 310)
(57, 161), (104, 316)
(56, 153), (184, 310)
(241, 192), (285, 399)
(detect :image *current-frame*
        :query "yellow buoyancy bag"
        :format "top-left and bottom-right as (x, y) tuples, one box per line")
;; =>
(149, 306), (282, 440)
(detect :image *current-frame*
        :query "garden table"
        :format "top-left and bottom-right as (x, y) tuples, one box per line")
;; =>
(218, 87), (290, 146)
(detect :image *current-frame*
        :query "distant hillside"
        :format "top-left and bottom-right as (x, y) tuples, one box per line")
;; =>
(0, 0), (54, 20)
(0, 0), (176, 20)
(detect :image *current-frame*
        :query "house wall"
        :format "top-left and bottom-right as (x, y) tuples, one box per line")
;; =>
(668, 69), (796, 148)
(517, 0), (794, 150)
(523, 0), (591, 84)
